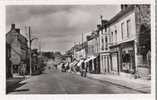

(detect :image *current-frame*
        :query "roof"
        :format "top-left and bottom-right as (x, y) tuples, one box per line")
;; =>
(6, 28), (28, 44)
(108, 6), (135, 25)
(86, 31), (99, 41)
(73, 41), (87, 52)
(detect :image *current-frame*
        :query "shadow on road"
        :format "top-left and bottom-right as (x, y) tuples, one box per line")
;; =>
(13, 88), (29, 92)
(6, 81), (28, 94)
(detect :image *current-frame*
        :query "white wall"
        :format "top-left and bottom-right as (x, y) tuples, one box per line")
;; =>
(109, 11), (136, 45)
(99, 29), (109, 53)
(75, 49), (86, 60)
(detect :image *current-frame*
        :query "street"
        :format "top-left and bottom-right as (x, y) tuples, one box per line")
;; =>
(6, 5), (151, 95)
(9, 67), (142, 94)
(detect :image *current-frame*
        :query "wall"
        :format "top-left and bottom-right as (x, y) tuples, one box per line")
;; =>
(75, 49), (86, 60)
(109, 11), (136, 45)
(134, 5), (151, 77)
(87, 39), (95, 57)
(6, 29), (28, 65)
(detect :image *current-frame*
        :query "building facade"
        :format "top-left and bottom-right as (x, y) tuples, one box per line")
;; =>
(97, 20), (112, 74)
(86, 32), (100, 74)
(66, 4), (151, 79)
(108, 5), (151, 77)
(6, 24), (28, 77)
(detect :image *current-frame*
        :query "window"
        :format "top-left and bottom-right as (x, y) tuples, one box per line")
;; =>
(121, 23), (124, 40)
(105, 36), (108, 43)
(127, 20), (131, 38)
(111, 32), (113, 42)
(105, 37), (108, 50)
(101, 37), (104, 50)
(105, 27), (107, 32)
(115, 30), (117, 42)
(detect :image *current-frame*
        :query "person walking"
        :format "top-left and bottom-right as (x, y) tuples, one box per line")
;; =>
(20, 61), (26, 79)
(147, 50), (151, 74)
(81, 61), (86, 77)
(62, 63), (66, 72)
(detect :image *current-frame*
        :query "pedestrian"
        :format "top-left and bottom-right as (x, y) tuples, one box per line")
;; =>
(147, 50), (151, 74)
(20, 61), (26, 79)
(81, 61), (86, 77)
(66, 62), (70, 72)
(55, 64), (57, 70)
(62, 63), (66, 72)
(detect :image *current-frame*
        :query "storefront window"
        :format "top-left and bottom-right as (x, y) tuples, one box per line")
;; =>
(122, 53), (130, 62)
(121, 49), (135, 73)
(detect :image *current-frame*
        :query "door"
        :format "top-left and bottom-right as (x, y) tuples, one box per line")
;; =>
(112, 53), (118, 71)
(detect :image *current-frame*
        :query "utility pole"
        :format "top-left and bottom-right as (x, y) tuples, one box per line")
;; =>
(28, 26), (32, 76)
(28, 26), (38, 76)
(39, 40), (42, 55)
(82, 33), (83, 49)
(100, 15), (103, 34)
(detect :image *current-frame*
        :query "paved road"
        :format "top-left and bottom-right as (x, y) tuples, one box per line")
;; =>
(9, 67), (141, 94)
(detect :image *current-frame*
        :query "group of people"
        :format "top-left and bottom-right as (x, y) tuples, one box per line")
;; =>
(61, 63), (70, 72)
(60, 60), (87, 77)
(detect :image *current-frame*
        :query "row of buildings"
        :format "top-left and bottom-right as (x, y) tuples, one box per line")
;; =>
(66, 5), (151, 78)
(6, 24), (41, 78)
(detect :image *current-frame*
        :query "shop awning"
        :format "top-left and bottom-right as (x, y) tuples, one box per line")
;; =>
(84, 56), (96, 63)
(77, 60), (84, 67)
(70, 60), (78, 67)
(65, 63), (69, 67)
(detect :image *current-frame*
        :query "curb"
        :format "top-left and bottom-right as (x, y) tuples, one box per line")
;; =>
(87, 76), (150, 93)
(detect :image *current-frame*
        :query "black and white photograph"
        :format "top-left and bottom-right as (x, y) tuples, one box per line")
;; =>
(5, 4), (152, 95)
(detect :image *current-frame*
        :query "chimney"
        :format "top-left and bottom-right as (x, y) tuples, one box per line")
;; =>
(121, 5), (124, 11)
(121, 5), (131, 11)
(11, 24), (15, 30)
(15, 28), (20, 33)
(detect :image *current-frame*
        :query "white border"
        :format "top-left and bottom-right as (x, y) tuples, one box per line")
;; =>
(0, 0), (155, 100)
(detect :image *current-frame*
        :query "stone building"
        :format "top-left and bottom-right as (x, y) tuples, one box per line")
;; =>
(97, 19), (112, 74)
(107, 5), (151, 77)
(73, 42), (87, 61)
(6, 24), (28, 77)
(6, 42), (12, 78)
(86, 32), (100, 73)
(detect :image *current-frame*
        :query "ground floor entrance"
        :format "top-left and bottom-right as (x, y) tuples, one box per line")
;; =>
(100, 53), (110, 74)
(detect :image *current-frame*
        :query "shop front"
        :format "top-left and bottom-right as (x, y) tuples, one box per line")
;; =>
(109, 45), (120, 75)
(84, 56), (97, 73)
(100, 52), (111, 74)
(120, 41), (135, 75)
(94, 55), (100, 74)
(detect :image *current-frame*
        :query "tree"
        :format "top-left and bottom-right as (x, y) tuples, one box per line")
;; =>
(42, 51), (55, 59)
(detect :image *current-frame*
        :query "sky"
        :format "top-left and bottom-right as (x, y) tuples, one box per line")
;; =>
(6, 5), (120, 53)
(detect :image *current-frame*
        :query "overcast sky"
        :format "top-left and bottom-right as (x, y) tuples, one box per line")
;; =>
(6, 5), (120, 53)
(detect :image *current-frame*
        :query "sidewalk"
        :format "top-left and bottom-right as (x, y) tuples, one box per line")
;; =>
(87, 73), (151, 93)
